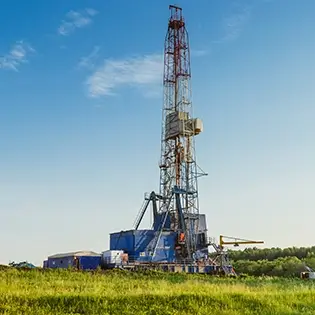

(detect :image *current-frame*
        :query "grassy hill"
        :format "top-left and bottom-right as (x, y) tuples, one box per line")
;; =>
(1, 268), (315, 314)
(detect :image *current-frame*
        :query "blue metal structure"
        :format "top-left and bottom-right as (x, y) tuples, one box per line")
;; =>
(45, 251), (101, 270)
(79, 256), (101, 270)
(110, 230), (176, 263)
(46, 256), (73, 269)
(109, 185), (209, 265)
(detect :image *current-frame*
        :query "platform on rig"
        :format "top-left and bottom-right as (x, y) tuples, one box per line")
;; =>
(101, 260), (235, 275)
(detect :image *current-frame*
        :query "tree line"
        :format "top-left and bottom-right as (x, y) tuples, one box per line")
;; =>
(226, 246), (315, 277)
(228, 246), (315, 262)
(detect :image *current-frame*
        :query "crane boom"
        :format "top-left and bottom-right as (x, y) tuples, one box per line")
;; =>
(219, 235), (264, 248)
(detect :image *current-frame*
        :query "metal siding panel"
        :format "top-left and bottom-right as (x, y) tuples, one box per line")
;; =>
(110, 231), (135, 254)
(153, 233), (175, 262)
(153, 214), (171, 230)
(134, 230), (154, 253)
(151, 249), (168, 262)
(126, 234), (135, 253)
(110, 230), (176, 263)
(110, 229), (155, 256)
(48, 256), (74, 268)
(134, 231), (175, 263)
(79, 256), (101, 270)
(110, 234), (123, 250)
(110, 234), (120, 250)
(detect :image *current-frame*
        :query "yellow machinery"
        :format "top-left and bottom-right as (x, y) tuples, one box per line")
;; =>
(208, 235), (264, 275)
(219, 235), (264, 249)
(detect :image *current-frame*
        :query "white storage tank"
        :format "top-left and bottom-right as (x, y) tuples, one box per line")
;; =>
(101, 250), (124, 268)
(194, 118), (203, 135)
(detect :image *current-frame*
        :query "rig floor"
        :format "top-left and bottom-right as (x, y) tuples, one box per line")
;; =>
(103, 262), (235, 276)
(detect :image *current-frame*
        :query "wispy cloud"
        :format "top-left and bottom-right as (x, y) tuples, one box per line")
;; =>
(191, 49), (209, 57)
(86, 54), (163, 98)
(78, 46), (100, 70)
(85, 8), (98, 16)
(58, 8), (98, 36)
(81, 1), (271, 99)
(216, 5), (252, 44)
(83, 48), (209, 98)
(0, 41), (35, 71)
(199, 1), (271, 50)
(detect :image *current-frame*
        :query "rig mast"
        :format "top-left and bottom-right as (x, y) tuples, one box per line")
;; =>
(159, 5), (204, 260)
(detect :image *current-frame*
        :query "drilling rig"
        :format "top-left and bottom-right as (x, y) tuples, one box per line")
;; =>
(104, 5), (263, 274)
(108, 5), (208, 267)
(157, 4), (207, 262)
(41, 5), (265, 274)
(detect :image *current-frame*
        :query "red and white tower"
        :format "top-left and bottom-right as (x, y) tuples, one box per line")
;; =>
(159, 5), (205, 259)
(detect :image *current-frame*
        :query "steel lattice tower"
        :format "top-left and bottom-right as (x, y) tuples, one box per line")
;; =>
(158, 5), (204, 259)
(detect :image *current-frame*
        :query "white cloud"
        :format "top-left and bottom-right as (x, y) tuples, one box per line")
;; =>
(214, 0), (276, 45)
(85, 8), (98, 16)
(191, 49), (209, 57)
(86, 54), (163, 98)
(224, 7), (251, 42)
(0, 41), (35, 71)
(78, 46), (100, 70)
(58, 8), (98, 36)
(83, 48), (209, 98)
(211, 0), (274, 46)
(218, 6), (252, 43)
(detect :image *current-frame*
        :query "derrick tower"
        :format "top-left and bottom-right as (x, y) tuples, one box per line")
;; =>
(159, 5), (204, 259)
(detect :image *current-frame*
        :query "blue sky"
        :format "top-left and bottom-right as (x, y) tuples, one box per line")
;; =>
(1, 0), (315, 266)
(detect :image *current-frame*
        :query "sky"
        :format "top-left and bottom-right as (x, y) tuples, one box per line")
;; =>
(1, 0), (315, 266)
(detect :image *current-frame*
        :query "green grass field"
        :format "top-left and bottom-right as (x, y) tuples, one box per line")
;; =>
(1, 268), (315, 315)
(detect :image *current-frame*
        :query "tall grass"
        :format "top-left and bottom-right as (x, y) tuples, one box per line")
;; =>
(1, 268), (315, 314)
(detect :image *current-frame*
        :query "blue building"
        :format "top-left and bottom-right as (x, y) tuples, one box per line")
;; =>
(44, 250), (101, 270)
(110, 229), (176, 263)
(109, 213), (209, 264)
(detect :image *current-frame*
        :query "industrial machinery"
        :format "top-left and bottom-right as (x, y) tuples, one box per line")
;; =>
(219, 235), (264, 248)
(40, 5), (265, 275)
(105, 5), (264, 275)
(109, 5), (208, 267)
(157, 4), (207, 262)
(208, 236), (264, 275)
